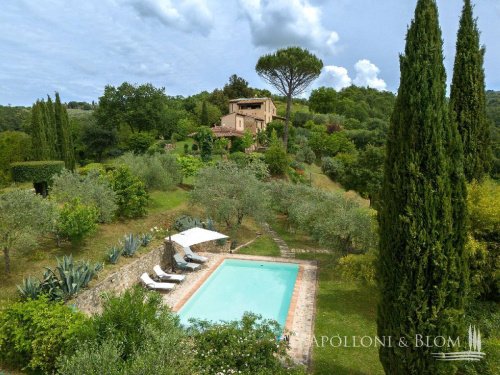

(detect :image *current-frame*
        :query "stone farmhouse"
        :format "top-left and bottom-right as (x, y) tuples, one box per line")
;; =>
(212, 98), (284, 142)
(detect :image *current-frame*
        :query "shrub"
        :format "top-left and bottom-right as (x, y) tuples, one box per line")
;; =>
(265, 130), (288, 176)
(140, 233), (153, 247)
(118, 152), (181, 191)
(191, 162), (270, 228)
(56, 199), (99, 243)
(78, 162), (106, 176)
(229, 152), (270, 180)
(0, 131), (32, 185)
(177, 155), (204, 183)
(296, 145), (316, 164)
(107, 245), (122, 264)
(20, 255), (104, 301)
(11, 160), (64, 196)
(60, 286), (192, 374)
(0, 189), (58, 273)
(127, 132), (155, 154)
(122, 233), (140, 257)
(173, 214), (203, 232)
(187, 313), (301, 375)
(337, 252), (377, 284)
(52, 169), (118, 223)
(108, 166), (149, 218)
(0, 296), (88, 373)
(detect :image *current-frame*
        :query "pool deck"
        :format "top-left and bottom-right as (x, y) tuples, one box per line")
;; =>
(162, 253), (318, 367)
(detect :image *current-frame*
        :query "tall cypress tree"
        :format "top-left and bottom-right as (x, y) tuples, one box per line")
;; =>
(377, 1), (467, 374)
(200, 100), (209, 126)
(54, 92), (75, 169)
(450, 0), (491, 181)
(30, 101), (49, 160)
(45, 95), (58, 159)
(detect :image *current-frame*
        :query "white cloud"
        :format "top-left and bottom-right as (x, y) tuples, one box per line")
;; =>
(314, 59), (386, 92)
(238, 0), (339, 54)
(318, 65), (352, 90)
(352, 59), (387, 90)
(125, 0), (213, 35)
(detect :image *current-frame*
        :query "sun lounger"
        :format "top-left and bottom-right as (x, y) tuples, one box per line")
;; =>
(140, 273), (175, 291)
(183, 246), (208, 263)
(174, 253), (200, 271)
(153, 265), (186, 282)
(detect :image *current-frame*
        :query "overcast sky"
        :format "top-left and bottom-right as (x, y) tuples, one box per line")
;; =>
(1, 0), (499, 105)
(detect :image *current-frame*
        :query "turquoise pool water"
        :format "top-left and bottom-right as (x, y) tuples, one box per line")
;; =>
(178, 259), (299, 327)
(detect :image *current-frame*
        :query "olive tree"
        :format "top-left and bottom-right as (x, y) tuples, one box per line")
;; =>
(190, 162), (270, 228)
(0, 190), (57, 273)
(256, 47), (323, 149)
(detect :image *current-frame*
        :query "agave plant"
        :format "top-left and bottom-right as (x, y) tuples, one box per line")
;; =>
(122, 233), (140, 257)
(17, 276), (42, 300)
(52, 255), (103, 299)
(173, 215), (202, 232)
(203, 217), (215, 231)
(40, 268), (64, 301)
(108, 245), (122, 264)
(140, 233), (153, 247)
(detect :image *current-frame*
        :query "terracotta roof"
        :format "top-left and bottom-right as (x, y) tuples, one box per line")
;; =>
(272, 114), (286, 121)
(211, 126), (245, 138)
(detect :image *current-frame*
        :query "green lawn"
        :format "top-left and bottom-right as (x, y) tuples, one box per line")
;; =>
(0, 188), (189, 305)
(295, 252), (383, 375)
(240, 217), (383, 375)
(237, 235), (281, 257)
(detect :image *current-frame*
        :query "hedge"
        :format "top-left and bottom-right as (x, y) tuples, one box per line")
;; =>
(11, 161), (65, 183)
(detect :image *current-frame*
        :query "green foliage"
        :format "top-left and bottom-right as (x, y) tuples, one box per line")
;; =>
(194, 127), (213, 161)
(191, 162), (270, 228)
(486, 91), (500, 178)
(176, 154), (203, 182)
(121, 233), (140, 257)
(140, 233), (153, 247)
(173, 214), (203, 232)
(107, 245), (122, 264)
(337, 252), (377, 285)
(81, 124), (118, 161)
(117, 152), (181, 191)
(256, 46), (323, 148)
(60, 286), (192, 374)
(16, 276), (42, 300)
(295, 145), (316, 164)
(450, 0), (491, 182)
(0, 105), (30, 132)
(78, 162), (106, 175)
(265, 130), (288, 176)
(377, 1), (468, 373)
(54, 93), (76, 169)
(200, 100), (209, 126)
(0, 296), (88, 373)
(187, 313), (302, 375)
(467, 179), (500, 299)
(11, 160), (64, 183)
(52, 169), (118, 223)
(56, 198), (99, 243)
(0, 131), (32, 184)
(94, 82), (168, 133)
(108, 166), (149, 218)
(229, 152), (270, 180)
(0, 189), (57, 273)
(126, 132), (155, 154)
(269, 181), (377, 253)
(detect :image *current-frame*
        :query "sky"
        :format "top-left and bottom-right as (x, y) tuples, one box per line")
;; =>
(1, 0), (499, 106)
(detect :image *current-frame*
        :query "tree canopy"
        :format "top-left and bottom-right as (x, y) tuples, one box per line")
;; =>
(256, 47), (323, 148)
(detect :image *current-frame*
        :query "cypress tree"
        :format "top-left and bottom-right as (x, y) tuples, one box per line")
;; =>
(377, 1), (467, 374)
(54, 92), (75, 169)
(200, 100), (209, 126)
(30, 101), (49, 160)
(450, 0), (491, 181)
(45, 95), (58, 159)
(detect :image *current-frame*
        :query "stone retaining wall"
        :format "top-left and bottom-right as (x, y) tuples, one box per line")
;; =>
(72, 239), (230, 315)
(72, 244), (170, 315)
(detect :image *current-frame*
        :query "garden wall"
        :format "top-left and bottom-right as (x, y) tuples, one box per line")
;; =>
(72, 239), (230, 315)
(72, 244), (170, 315)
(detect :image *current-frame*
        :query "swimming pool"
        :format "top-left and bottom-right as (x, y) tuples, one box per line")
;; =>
(178, 259), (299, 327)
